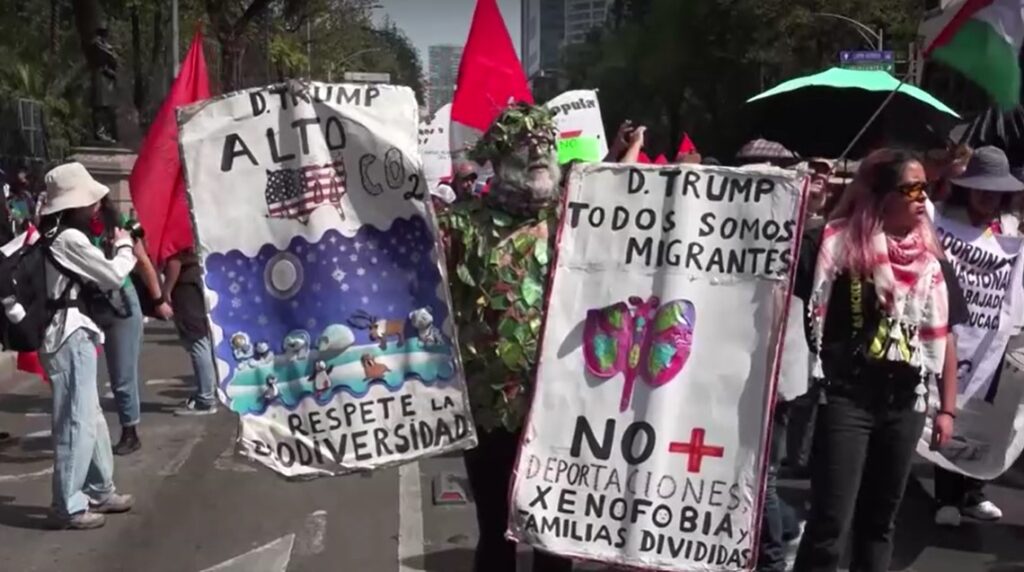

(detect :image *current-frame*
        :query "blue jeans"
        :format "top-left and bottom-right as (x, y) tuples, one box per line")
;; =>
(103, 287), (143, 427)
(41, 329), (116, 517)
(759, 409), (801, 571)
(183, 333), (217, 406)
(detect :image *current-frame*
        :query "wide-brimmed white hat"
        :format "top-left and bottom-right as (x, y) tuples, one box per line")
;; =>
(41, 162), (109, 216)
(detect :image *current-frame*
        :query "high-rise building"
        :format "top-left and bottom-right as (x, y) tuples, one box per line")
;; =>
(427, 44), (463, 114)
(521, 0), (611, 82)
(563, 0), (612, 45)
(521, 0), (566, 80)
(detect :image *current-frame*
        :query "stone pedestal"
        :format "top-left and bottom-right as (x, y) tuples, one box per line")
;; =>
(69, 147), (137, 214)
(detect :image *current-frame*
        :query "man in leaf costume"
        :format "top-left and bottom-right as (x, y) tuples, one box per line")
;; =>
(439, 103), (571, 572)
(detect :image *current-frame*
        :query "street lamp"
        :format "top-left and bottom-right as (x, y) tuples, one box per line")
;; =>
(813, 12), (884, 51)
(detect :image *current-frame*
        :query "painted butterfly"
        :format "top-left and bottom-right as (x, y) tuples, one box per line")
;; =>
(583, 296), (696, 412)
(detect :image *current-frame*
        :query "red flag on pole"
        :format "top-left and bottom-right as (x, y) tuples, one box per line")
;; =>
(129, 30), (211, 267)
(450, 0), (532, 161)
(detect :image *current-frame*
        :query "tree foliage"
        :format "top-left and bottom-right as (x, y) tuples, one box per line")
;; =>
(0, 0), (424, 158)
(566, 0), (925, 158)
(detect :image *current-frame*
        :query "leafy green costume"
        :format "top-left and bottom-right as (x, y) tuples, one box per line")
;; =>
(439, 103), (560, 433)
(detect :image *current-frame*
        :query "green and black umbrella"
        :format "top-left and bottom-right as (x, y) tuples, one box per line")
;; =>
(745, 68), (961, 158)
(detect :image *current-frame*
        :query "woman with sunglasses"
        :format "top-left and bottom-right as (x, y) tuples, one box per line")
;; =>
(930, 146), (1024, 527)
(793, 149), (963, 572)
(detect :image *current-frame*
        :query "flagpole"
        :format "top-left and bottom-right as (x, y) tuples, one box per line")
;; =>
(172, 0), (180, 75)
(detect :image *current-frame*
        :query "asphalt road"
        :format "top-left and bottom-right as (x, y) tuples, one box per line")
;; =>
(0, 323), (1023, 571)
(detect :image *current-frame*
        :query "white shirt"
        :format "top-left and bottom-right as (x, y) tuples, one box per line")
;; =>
(43, 228), (137, 353)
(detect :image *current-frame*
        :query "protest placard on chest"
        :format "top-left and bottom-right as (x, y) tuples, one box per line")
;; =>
(508, 164), (805, 570)
(179, 81), (476, 477)
(917, 214), (1024, 479)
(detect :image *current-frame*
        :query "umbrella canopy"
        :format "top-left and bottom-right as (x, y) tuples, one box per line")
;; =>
(951, 105), (1024, 166)
(745, 68), (961, 158)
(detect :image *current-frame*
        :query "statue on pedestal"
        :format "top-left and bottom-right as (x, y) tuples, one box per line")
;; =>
(87, 20), (119, 145)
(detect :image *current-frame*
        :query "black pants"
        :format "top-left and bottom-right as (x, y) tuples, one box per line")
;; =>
(794, 379), (924, 572)
(785, 387), (820, 472)
(463, 427), (573, 572)
(934, 467), (987, 507)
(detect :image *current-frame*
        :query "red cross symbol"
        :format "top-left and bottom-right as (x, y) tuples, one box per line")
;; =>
(668, 428), (725, 473)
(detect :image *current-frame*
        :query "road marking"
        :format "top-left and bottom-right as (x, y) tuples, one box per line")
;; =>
(0, 466), (53, 483)
(158, 434), (204, 476)
(146, 378), (182, 386)
(24, 412), (49, 418)
(199, 533), (295, 572)
(398, 462), (425, 572)
(294, 510), (328, 556)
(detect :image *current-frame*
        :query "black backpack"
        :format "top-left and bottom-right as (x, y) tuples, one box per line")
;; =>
(0, 227), (69, 352)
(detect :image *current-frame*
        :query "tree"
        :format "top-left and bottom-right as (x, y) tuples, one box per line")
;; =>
(565, 0), (925, 158)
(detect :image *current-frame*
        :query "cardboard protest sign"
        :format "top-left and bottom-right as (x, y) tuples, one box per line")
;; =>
(419, 103), (452, 189)
(917, 215), (1024, 479)
(509, 164), (806, 570)
(179, 81), (476, 477)
(546, 90), (609, 160)
(558, 135), (602, 164)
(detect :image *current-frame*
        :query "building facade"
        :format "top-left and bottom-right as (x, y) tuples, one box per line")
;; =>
(427, 44), (463, 114)
(521, 0), (611, 84)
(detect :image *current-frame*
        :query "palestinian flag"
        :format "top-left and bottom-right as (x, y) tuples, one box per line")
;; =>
(925, 0), (1024, 109)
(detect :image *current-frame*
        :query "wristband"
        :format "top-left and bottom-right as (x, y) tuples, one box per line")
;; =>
(937, 410), (956, 419)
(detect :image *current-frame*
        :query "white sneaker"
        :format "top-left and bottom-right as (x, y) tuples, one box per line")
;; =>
(963, 500), (1002, 521)
(935, 505), (962, 526)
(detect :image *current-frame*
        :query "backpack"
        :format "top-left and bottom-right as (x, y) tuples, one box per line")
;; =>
(0, 227), (69, 352)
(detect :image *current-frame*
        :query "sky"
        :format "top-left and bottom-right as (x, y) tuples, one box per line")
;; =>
(374, 0), (522, 68)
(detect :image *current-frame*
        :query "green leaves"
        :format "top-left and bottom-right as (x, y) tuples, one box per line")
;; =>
(520, 276), (543, 307)
(455, 263), (476, 287)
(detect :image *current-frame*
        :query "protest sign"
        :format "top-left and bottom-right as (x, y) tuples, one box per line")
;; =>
(508, 164), (806, 570)
(179, 81), (476, 477)
(557, 135), (602, 164)
(419, 103), (451, 189)
(546, 90), (609, 160)
(917, 214), (1024, 479)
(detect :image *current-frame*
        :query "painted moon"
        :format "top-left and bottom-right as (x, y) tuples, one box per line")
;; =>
(264, 252), (304, 299)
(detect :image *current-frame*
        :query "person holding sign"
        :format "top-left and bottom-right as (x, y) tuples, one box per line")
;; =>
(794, 150), (963, 572)
(930, 146), (1024, 527)
(439, 103), (570, 572)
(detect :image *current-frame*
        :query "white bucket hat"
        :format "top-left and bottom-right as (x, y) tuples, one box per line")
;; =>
(41, 162), (109, 216)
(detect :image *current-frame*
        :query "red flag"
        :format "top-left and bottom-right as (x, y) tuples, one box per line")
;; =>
(450, 0), (532, 160)
(653, 154), (668, 165)
(17, 352), (48, 384)
(129, 30), (210, 267)
(637, 151), (652, 164)
(677, 133), (698, 157)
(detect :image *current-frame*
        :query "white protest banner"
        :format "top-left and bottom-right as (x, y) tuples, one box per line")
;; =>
(509, 164), (806, 570)
(419, 103), (451, 189)
(179, 81), (476, 477)
(917, 214), (1024, 479)
(545, 89), (609, 160)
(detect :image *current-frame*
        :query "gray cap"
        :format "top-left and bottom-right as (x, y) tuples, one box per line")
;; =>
(952, 146), (1024, 193)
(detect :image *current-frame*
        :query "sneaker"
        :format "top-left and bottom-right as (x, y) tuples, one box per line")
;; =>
(935, 505), (962, 527)
(113, 426), (141, 456)
(174, 397), (217, 417)
(89, 493), (134, 514)
(963, 500), (1003, 521)
(784, 521), (805, 570)
(56, 511), (106, 530)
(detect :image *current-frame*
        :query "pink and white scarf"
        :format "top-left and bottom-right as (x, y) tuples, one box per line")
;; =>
(810, 220), (948, 409)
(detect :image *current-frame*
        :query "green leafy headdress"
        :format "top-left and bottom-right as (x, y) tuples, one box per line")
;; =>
(469, 103), (558, 165)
